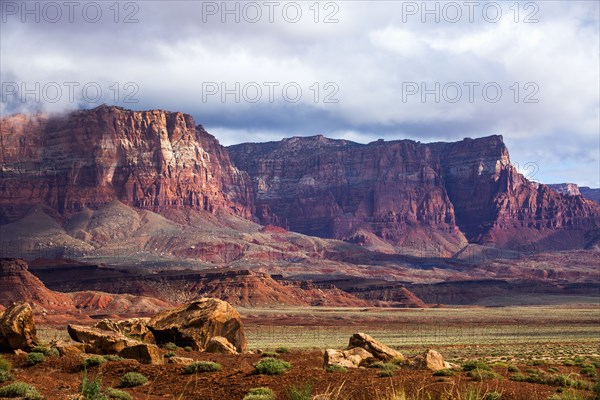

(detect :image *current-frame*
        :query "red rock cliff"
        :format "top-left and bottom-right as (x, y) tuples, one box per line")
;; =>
(0, 105), (252, 222)
(229, 135), (600, 252)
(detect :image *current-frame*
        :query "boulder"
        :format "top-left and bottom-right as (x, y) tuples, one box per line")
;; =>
(118, 343), (163, 365)
(348, 333), (402, 361)
(147, 298), (246, 352)
(324, 347), (375, 369)
(95, 318), (154, 343)
(68, 324), (139, 354)
(167, 356), (195, 366)
(0, 302), (37, 352)
(52, 340), (85, 356)
(411, 349), (447, 371)
(205, 336), (237, 354)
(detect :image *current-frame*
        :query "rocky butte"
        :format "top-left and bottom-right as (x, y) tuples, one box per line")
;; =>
(229, 135), (600, 253)
(0, 105), (251, 223)
(1, 105), (599, 256)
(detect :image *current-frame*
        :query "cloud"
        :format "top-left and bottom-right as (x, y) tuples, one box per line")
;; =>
(1, 0), (598, 187)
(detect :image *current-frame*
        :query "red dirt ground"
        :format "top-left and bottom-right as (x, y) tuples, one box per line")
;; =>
(2, 350), (595, 400)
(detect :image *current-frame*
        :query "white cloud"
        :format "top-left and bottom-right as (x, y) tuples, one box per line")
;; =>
(1, 0), (598, 186)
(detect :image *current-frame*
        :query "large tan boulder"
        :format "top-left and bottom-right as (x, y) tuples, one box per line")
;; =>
(118, 343), (163, 365)
(411, 349), (447, 371)
(348, 333), (403, 361)
(95, 318), (154, 343)
(52, 340), (85, 356)
(167, 356), (195, 366)
(205, 336), (237, 354)
(68, 324), (139, 354)
(147, 298), (247, 352)
(324, 347), (375, 369)
(0, 302), (37, 352)
(68, 324), (162, 364)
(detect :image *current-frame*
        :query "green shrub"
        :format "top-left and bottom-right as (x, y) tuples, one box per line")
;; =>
(286, 383), (312, 400)
(462, 360), (491, 371)
(119, 372), (148, 388)
(83, 355), (106, 368)
(548, 391), (586, 400)
(433, 368), (456, 377)
(104, 355), (125, 362)
(30, 346), (59, 357)
(184, 361), (222, 374)
(184, 346), (193, 352)
(163, 342), (179, 351)
(81, 372), (106, 400)
(255, 358), (291, 375)
(369, 361), (397, 372)
(581, 365), (597, 377)
(0, 382), (43, 399)
(507, 364), (519, 373)
(467, 369), (501, 381)
(0, 369), (14, 383)
(563, 360), (576, 366)
(25, 352), (46, 366)
(261, 351), (279, 358)
(243, 387), (275, 400)
(275, 346), (290, 354)
(378, 369), (394, 377)
(528, 359), (546, 366)
(325, 364), (347, 373)
(0, 355), (11, 372)
(105, 388), (133, 400)
(593, 380), (600, 400)
(164, 351), (176, 359)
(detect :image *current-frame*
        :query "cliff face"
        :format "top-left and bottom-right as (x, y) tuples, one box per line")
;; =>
(0, 106), (252, 222)
(229, 135), (467, 255)
(229, 135), (600, 252)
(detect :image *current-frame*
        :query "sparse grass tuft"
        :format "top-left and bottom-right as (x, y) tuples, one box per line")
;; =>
(0, 369), (14, 383)
(119, 372), (148, 388)
(0, 355), (11, 372)
(0, 382), (43, 399)
(433, 368), (456, 377)
(255, 357), (292, 375)
(184, 361), (222, 374)
(81, 372), (106, 400)
(25, 352), (46, 366)
(30, 346), (59, 357)
(243, 387), (275, 400)
(467, 369), (501, 381)
(286, 382), (312, 400)
(325, 364), (348, 373)
(275, 346), (290, 354)
(83, 355), (106, 368)
(163, 342), (179, 351)
(105, 388), (133, 400)
(462, 360), (491, 371)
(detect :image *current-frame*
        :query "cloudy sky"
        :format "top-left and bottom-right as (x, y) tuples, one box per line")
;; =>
(1, 0), (598, 187)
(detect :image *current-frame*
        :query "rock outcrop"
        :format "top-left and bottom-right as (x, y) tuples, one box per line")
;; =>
(347, 333), (403, 361)
(68, 324), (162, 364)
(95, 318), (154, 343)
(410, 349), (447, 371)
(230, 135), (600, 252)
(0, 259), (73, 310)
(324, 347), (374, 369)
(147, 298), (247, 352)
(205, 336), (238, 354)
(0, 302), (38, 352)
(0, 105), (252, 223)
